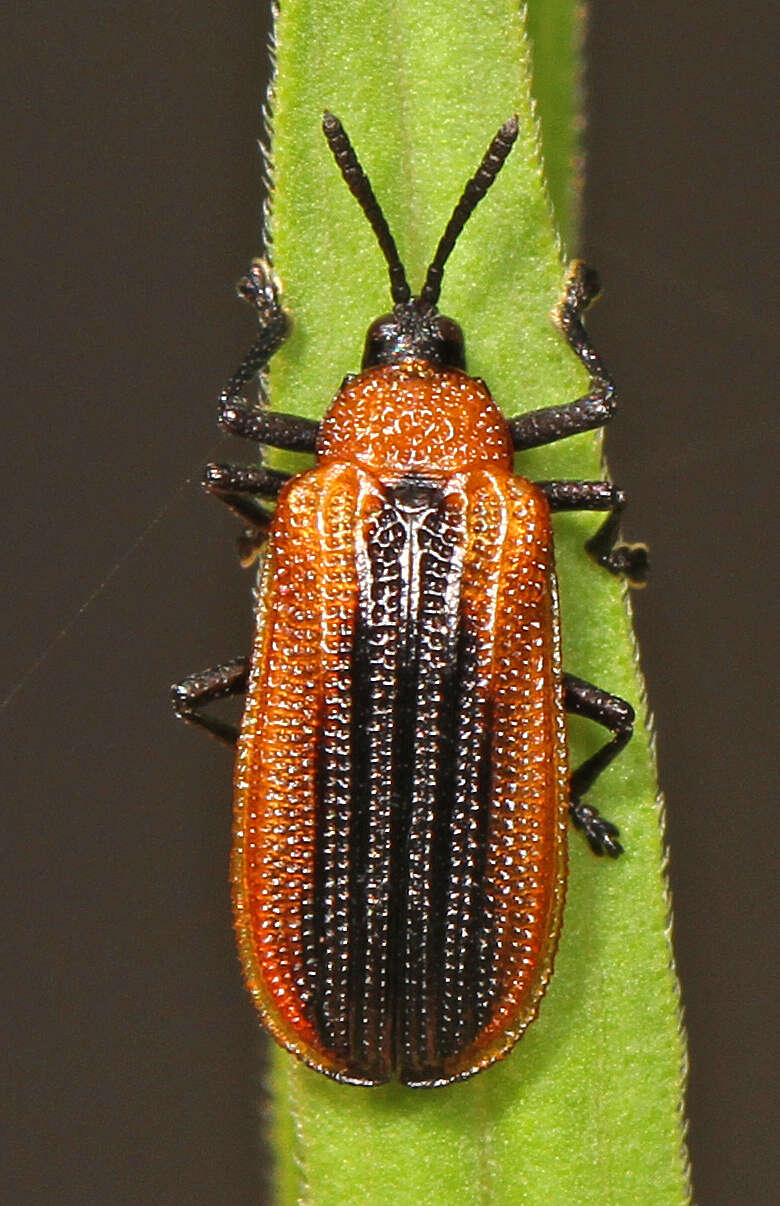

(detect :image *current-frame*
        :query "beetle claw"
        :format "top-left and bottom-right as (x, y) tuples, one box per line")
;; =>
(236, 257), (284, 319)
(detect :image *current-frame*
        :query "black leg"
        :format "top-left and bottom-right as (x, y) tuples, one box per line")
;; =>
(218, 259), (320, 454)
(207, 261), (314, 559)
(202, 461), (292, 566)
(509, 261), (617, 451)
(171, 657), (249, 748)
(222, 259), (291, 403)
(536, 479), (649, 586)
(202, 477), (274, 532)
(564, 673), (635, 857)
(202, 486), (272, 567)
(204, 462), (291, 500)
(218, 398), (319, 452)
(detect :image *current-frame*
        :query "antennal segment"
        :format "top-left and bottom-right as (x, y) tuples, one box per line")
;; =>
(419, 116), (519, 308)
(322, 112), (412, 305)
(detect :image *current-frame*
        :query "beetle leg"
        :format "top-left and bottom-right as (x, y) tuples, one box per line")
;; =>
(221, 258), (291, 403)
(509, 389), (615, 451)
(218, 259), (321, 454)
(563, 673), (635, 857)
(536, 480), (649, 586)
(202, 479), (274, 533)
(202, 485), (272, 568)
(171, 657), (249, 748)
(202, 462), (292, 566)
(204, 461), (291, 499)
(218, 398), (320, 453)
(509, 261), (617, 451)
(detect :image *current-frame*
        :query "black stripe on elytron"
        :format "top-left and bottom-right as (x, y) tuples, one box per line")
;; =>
(398, 496), (465, 1082)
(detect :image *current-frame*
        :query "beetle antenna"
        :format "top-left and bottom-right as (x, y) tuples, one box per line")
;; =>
(323, 112), (412, 306)
(419, 116), (519, 308)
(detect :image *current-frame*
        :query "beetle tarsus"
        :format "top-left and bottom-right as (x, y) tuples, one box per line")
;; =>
(236, 257), (284, 316)
(592, 540), (650, 586)
(569, 799), (624, 858)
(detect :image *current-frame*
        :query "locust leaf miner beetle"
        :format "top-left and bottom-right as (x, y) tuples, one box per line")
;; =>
(172, 114), (649, 1087)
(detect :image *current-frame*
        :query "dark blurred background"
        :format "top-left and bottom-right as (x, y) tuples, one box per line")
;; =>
(2, 3), (776, 1203)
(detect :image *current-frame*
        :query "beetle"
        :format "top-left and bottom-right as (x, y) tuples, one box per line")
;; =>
(172, 114), (648, 1087)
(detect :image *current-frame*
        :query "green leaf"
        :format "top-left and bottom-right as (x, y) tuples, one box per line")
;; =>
(524, 0), (583, 250)
(260, 1), (690, 1202)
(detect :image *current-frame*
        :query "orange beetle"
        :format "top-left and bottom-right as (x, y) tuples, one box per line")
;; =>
(173, 114), (647, 1086)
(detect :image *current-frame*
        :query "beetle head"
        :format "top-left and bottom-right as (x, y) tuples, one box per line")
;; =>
(362, 302), (465, 370)
(322, 113), (518, 372)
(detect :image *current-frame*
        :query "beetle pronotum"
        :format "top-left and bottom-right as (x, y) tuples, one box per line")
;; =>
(173, 115), (648, 1087)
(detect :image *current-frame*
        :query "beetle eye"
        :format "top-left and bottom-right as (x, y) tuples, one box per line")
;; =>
(430, 316), (465, 369)
(362, 314), (399, 368)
